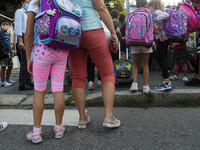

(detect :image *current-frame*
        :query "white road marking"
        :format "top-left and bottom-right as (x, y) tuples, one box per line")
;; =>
(0, 109), (86, 126)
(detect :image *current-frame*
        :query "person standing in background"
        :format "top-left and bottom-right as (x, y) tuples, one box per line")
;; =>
(148, 0), (172, 92)
(0, 19), (14, 87)
(111, 9), (124, 62)
(14, 0), (33, 90)
(119, 13), (126, 58)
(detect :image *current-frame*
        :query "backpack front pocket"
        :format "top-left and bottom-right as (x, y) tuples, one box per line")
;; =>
(55, 16), (82, 47)
(35, 11), (50, 37)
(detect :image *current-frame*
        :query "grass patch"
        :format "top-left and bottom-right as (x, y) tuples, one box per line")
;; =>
(126, 98), (151, 108)
(65, 96), (73, 105)
(24, 106), (33, 110)
(18, 97), (28, 105)
(127, 101), (151, 108)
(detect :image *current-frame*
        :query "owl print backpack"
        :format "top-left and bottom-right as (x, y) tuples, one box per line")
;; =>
(125, 8), (154, 48)
(35, 0), (82, 50)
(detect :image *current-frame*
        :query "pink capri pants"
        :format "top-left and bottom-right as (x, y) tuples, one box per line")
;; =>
(32, 43), (68, 92)
(175, 63), (187, 71)
(69, 29), (115, 88)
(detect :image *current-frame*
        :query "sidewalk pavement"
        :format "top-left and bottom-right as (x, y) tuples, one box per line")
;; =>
(0, 71), (200, 107)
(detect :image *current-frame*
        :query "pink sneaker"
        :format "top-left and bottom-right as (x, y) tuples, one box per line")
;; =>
(26, 127), (42, 144)
(54, 125), (65, 139)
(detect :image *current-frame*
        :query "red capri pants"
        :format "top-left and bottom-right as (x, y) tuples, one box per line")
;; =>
(69, 29), (115, 88)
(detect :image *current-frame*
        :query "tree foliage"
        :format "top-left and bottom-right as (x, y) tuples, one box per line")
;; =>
(104, 0), (125, 14)
(0, 0), (20, 19)
(0, 0), (126, 19)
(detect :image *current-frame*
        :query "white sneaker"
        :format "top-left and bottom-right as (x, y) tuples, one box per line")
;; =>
(182, 77), (188, 82)
(97, 80), (101, 87)
(130, 82), (138, 92)
(0, 122), (8, 131)
(0, 81), (12, 87)
(143, 85), (150, 93)
(103, 116), (121, 128)
(170, 75), (178, 80)
(4, 81), (12, 87)
(88, 81), (94, 90)
(8, 80), (16, 83)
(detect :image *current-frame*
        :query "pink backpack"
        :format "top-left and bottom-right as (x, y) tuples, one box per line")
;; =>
(125, 8), (154, 48)
(179, 2), (200, 33)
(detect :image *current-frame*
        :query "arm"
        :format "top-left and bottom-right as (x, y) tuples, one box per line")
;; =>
(12, 33), (16, 50)
(14, 10), (25, 50)
(172, 43), (181, 46)
(92, 0), (118, 49)
(25, 11), (35, 61)
(154, 24), (159, 31)
(25, 11), (36, 74)
(154, 10), (169, 21)
(116, 27), (124, 41)
(10, 43), (14, 57)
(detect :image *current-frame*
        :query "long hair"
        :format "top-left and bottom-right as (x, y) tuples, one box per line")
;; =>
(148, 0), (164, 10)
(119, 13), (125, 24)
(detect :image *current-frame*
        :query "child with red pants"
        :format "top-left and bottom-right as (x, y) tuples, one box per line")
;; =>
(170, 42), (189, 82)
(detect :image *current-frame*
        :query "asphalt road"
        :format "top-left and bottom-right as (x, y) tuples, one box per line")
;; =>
(1, 107), (200, 150)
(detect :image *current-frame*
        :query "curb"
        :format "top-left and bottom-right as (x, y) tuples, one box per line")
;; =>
(84, 89), (200, 107)
(0, 94), (70, 106)
(0, 89), (200, 107)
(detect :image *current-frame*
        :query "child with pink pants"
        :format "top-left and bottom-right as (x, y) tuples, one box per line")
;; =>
(170, 42), (189, 82)
(24, 0), (68, 144)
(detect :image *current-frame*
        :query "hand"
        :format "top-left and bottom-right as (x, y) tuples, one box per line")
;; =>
(18, 41), (25, 50)
(11, 43), (14, 50)
(27, 60), (33, 75)
(154, 24), (160, 31)
(109, 34), (119, 50)
(153, 44), (157, 51)
(11, 52), (14, 58)
(172, 43), (180, 48)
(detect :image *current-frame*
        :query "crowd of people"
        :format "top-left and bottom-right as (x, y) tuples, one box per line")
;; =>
(0, 0), (200, 144)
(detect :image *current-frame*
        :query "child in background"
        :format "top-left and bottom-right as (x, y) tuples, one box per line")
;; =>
(25, 0), (68, 143)
(0, 19), (14, 87)
(148, 0), (172, 92)
(129, 0), (153, 93)
(170, 41), (189, 82)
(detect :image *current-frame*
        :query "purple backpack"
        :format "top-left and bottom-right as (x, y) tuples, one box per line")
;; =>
(125, 8), (154, 48)
(163, 7), (188, 42)
(35, 0), (82, 50)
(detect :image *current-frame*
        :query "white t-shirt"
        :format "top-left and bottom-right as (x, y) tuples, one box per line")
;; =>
(27, 0), (40, 15)
(101, 21), (110, 41)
